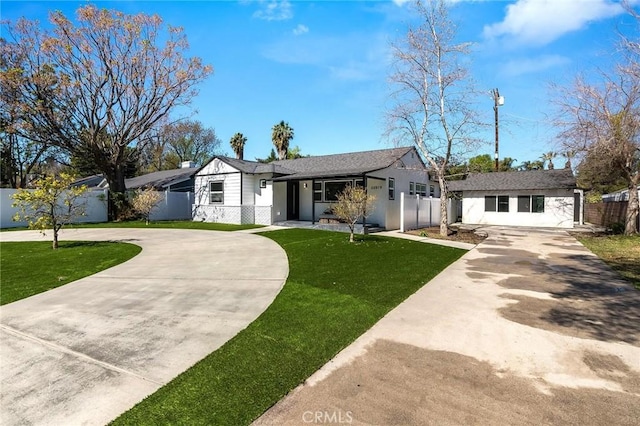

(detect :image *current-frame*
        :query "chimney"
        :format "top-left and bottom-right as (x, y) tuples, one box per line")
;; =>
(181, 161), (196, 169)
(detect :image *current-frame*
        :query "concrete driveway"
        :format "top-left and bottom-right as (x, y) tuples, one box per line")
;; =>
(255, 226), (640, 425)
(0, 228), (288, 426)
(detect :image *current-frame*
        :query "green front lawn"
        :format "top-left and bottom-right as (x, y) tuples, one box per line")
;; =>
(577, 234), (640, 289)
(69, 220), (263, 232)
(113, 229), (465, 425)
(0, 241), (141, 305)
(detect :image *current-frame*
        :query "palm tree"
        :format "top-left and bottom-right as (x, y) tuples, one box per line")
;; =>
(271, 121), (294, 160)
(541, 151), (556, 170)
(230, 132), (247, 160)
(563, 150), (576, 169)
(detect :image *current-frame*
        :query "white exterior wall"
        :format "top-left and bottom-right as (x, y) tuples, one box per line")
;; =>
(368, 151), (437, 230)
(460, 189), (575, 228)
(242, 174), (255, 205)
(255, 175), (273, 207)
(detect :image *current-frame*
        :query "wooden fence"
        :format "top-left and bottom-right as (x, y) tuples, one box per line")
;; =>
(585, 201), (639, 231)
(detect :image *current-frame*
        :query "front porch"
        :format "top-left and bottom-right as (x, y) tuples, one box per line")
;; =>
(273, 220), (384, 234)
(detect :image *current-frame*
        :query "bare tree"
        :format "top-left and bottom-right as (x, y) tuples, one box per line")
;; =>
(555, 71), (639, 234)
(332, 185), (376, 243)
(1, 5), (212, 218)
(385, 0), (482, 236)
(131, 187), (163, 225)
(159, 120), (220, 168)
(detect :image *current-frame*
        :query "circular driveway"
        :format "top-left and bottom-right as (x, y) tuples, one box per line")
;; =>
(0, 228), (288, 426)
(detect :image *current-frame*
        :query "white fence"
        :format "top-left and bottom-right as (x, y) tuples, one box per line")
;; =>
(399, 193), (441, 232)
(1, 188), (194, 228)
(150, 191), (194, 221)
(1, 188), (109, 228)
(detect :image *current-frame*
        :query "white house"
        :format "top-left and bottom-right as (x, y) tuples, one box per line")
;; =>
(193, 146), (438, 230)
(447, 169), (582, 229)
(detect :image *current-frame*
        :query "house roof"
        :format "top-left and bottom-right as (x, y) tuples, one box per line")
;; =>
(271, 146), (418, 181)
(447, 169), (577, 192)
(199, 146), (420, 181)
(214, 156), (294, 175)
(125, 167), (197, 190)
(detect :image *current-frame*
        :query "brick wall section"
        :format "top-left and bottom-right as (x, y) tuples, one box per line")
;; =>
(585, 201), (639, 231)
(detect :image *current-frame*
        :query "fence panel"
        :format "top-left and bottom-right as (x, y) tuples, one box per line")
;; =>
(400, 193), (441, 232)
(0, 188), (108, 228)
(150, 191), (193, 221)
(585, 201), (639, 231)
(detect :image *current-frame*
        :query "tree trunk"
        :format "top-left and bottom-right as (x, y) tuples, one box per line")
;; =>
(105, 166), (128, 221)
(438, 174), (448, 237)
(625, 178), (639, 235)
(52, 223), (59, 250)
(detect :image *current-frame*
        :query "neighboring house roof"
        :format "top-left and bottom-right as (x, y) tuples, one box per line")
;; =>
(447, 169), (577, 192)
(71, 174), (108, 189)
(125, 167), (197, 190)
(271, 146), (419, 181)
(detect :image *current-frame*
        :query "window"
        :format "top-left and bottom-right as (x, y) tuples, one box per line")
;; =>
(389, 178), (395, 200)
(532, 195), (545, 213)
(409, 182), (415, 195)
(517, 195), (530, 213)
(429, 185), (435, 197)
(485, 196), (497, 212)
(498, 195), (509, 212)
(209, 181), (224, 204)
(517, 195), (545, 213)
(325, 181), (350, 202)
(355, 179), (364, 188)
(313, 182), (322, 201)
(485, 195), (509, 212)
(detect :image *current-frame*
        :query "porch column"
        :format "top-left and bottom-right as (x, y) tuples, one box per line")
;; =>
(312, 178), (316, 224)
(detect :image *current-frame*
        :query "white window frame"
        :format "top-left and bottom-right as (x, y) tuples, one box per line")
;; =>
(209, 181), (224, 204)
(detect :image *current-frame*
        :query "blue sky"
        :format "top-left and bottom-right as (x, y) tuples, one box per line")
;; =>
(1, 0), (637, 166)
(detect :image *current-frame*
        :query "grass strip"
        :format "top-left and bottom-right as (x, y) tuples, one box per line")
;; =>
(577, 234), (640, 289)
(68, 220), (263, 231)
(0, 241), (141, 305)
(112, 229), (465, 425)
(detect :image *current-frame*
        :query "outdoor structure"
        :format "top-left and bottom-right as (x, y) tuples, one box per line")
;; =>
(193, 146), (438, 229)
(602, 185), (640, 202)
(447, 169), (582, 229)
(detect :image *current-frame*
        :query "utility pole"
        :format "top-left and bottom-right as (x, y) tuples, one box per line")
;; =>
(492, 88), (504, 172)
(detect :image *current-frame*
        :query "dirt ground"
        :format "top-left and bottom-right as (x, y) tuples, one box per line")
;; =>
(406, 226), (487, 245)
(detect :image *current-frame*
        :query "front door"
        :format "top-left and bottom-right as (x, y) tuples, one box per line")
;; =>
(574, 192), (581, 222)
(287, 181), (299, 220)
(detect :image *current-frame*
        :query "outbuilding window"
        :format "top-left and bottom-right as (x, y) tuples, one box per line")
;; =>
(485, 195), (509, 212)
(518, 195), (545, 213)
(209, 181), (224, 204)
(389, 178), (395, 200)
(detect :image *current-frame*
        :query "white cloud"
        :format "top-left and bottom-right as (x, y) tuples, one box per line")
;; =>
(293, 24), (309, 36)
(483, 0), (623, 46)
(501, 54), (570, 76)
(253, 0), (293, 21)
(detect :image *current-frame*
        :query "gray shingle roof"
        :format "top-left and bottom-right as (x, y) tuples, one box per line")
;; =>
(204, 147), (419, 181)
(216, 156), (295, 175)
(126, 167), (196, 190)
(271, 146), (417, 180)
(447, 169), (577, 192)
